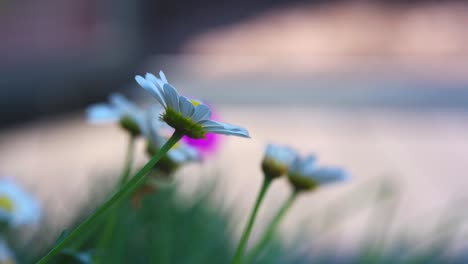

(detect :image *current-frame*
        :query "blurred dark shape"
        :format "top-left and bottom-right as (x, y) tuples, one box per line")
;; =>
(1, 0), (467, 127)
(0, 0), (142, 127)
(1, 0), (316, 127)
(140, 0), (312, 53)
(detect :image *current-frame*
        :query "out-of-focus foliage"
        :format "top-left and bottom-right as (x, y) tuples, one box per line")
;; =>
(12, 178), (468, 264)
(17, 179), (309, 264)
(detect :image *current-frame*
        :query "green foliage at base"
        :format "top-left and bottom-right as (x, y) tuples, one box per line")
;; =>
(14, 178), (468, 264)
(25, 182), (307, 264)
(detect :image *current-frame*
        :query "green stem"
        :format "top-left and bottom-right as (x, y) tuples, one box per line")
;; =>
(94, 135), (137, 262)
(36, 131), (183, 264)
(119, 134), (136, 186)
(69, 135), (137, 253)
(245, 190), (299, 263)
(232, 178), (272, 264)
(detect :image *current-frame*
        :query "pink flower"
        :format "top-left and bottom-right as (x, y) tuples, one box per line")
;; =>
(182, 109), (221, 157)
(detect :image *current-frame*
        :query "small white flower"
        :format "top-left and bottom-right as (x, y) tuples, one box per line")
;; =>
(288, 154), (349, 191)
(135, 71), (250, 139)
(264, 144), (297, 167)
(0, 178), (41, 228)
(261, 144), (297, 179)
(86, 93), (148, 136)
(145, 106), (200, 165)
(0, 239), (15, 264)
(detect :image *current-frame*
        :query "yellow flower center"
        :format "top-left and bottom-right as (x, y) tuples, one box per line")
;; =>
(190, 100), (200, 106)
(0, 195), (14, 213)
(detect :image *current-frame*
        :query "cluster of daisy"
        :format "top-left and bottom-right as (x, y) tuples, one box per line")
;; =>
(88, 69), (348, 229)
(77, 69), (349, 264)
(87, 93), (201, 172)
(87, 71), (252, 202)
(230, 144), (349, 263)
(0, 178), (41, 264)
(262, 144), (349, 191)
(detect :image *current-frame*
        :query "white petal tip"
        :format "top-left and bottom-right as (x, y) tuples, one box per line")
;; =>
(135, 75), (146, 83)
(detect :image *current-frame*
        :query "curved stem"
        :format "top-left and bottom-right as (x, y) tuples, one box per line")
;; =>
(70, 135), (137, 254)
(246, 190), (299, 263)
(94, 135), (137, 262)
(232, 178), (272, 264)
(119, 134), (136, 186)
(36, 131), (183, 264)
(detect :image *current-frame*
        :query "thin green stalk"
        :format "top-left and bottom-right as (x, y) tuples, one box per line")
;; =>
(119, 134), (136, 186)
(94, 135), (137, 262)
(36, 131), (183, 264)
(245, 190), (299, 263)
(359, 180), (399, 263)
(232, 178), (272, 264)
(69, 135), (137, 254)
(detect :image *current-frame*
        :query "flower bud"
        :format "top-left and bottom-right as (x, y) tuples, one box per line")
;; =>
(119, 115), (141, 136)
(261, 144), (296, 180)
(287, 155), (349, 192)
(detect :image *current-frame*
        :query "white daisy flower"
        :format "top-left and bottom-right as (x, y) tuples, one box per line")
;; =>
(86, 93), (148, 136)
(135, 71), (250, 139)
(0, 239), (15, 264)
(0, 178), (41, 228)
(261, 144), (297, 179)
(144, 106), (200, 172)
(287, 154), (349, 191)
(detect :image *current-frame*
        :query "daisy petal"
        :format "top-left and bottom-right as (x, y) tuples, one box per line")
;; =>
(159, 70), (168, 83)
(179, 96), (195, 117)
(145, 74), (166, 96)
(135, 75), (167, 108)
(304, 154), (317, 164)
(221, 123), (249, 133)
(163, 84), (180, 112)
(265, 144), (275, 156)
(264, 144), (297, 166)
(312, 167), (349, 185)
(0, 178), (41, 227)
(203, 120), (250, 137)
(86, 104), (119, 123)
(199, 120), (225, 130)
(145, 72), (166, 92)
(204, 127), (250, 138)
(109, 93), (138, 114)
(301, 155), (318, 175)
(191, 104), (211, 122)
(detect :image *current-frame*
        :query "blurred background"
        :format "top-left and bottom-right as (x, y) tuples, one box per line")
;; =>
(1, 0), (468, 259)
